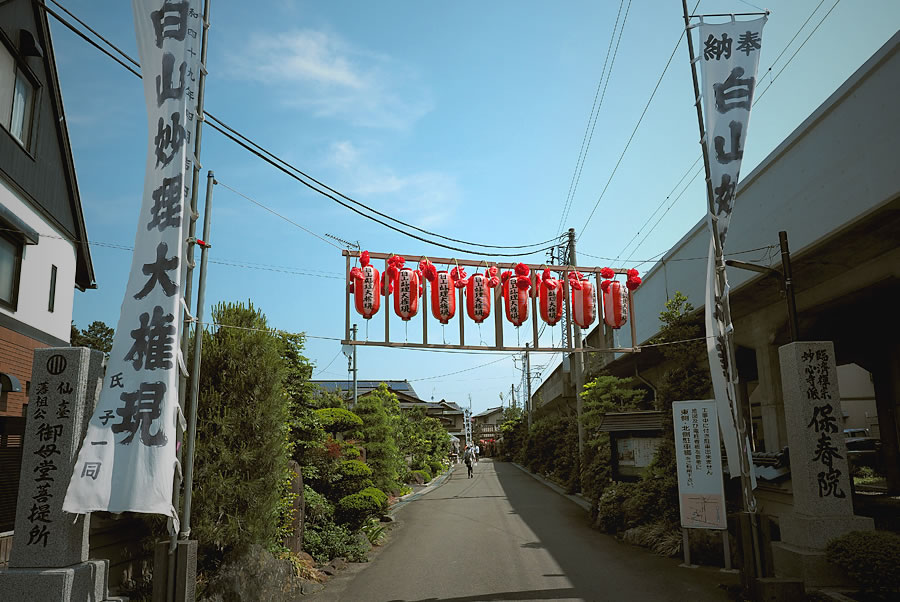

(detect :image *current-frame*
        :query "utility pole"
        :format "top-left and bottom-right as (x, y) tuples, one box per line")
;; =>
(511, 384), (516, 410)
(350, 324), (358, 408)
(568, 228), (585, 459)
(525, 343), (532, 428)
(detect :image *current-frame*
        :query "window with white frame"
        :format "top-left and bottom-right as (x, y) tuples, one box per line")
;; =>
(0, 41), (37, 150)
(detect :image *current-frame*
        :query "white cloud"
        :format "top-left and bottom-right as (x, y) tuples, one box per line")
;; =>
(225, 29), (432, 129)
(327, 141), (458, 228)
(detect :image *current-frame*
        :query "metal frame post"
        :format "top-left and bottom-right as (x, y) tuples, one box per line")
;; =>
(682, 0), (761, 581)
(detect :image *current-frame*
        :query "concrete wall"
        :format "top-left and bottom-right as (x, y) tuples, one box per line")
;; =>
(617, 31), (900, 350)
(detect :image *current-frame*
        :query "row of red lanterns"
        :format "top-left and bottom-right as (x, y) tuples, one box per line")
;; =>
(348, 252), (642, 330)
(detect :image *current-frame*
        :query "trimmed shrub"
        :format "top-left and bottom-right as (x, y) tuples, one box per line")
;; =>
(428, 460), (443, 477)
(303, 523), (369, 564)
(409, 469), (432, 484)
(826, 530), (900, 595)
(330, 459), (373, 499)
(315, 407), (363, 435)
(336, 487), (388, 530)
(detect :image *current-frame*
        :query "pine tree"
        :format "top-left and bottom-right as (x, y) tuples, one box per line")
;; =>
(352, 383), (402, 494)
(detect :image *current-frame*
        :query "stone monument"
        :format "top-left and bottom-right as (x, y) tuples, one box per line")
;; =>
(0, 347), (122, 601)
(771, 341), (874, 586)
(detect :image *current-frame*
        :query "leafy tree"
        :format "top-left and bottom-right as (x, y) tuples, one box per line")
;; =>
(398, 408), (450, 474)
(352, 384), (402, 494)
(191, 301), (293, 566)
(70, 320), (114, 356)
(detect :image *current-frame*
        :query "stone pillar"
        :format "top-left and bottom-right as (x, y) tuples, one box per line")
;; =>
(0, 348), (119, 601)
(771, 341), (874, 586)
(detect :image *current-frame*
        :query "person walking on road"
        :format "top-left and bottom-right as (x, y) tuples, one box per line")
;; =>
(463, 445), (474, 478)
(474, 444), (480, 464)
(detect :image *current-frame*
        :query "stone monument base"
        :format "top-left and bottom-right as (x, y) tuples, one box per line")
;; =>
(0, 559), (126, 601)
(771, 511), (874, 587)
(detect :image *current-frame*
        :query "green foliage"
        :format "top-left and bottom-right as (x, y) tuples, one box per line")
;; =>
(499, 415), (527, 462)
(826, 530), (900, 595)
(302, 522), (369, 564)
(335, 487), (388, 530)
(328, 459), (373, 499)
(303, 485), (334, 526)
(192, 301), (293, 563)
(409, 469), (432, 483)
(622, 521), (682, 557)
(398, 408), (451, 476)
(361, 518), (387, 546)
(524, 414), (580, 492)
(580, 375), (648, 506)
(70, 320), (114, 356)
(315, 407), (363, 434)
(352, 384), (403, 493)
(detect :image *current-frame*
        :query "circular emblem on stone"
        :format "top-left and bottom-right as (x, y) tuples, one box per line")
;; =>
(47, 354), (67, 375)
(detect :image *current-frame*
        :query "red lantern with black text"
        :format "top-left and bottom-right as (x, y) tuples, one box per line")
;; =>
(393, 267), (420, 321)
(466, 273), (492, 323)
(570, 277), (596, 329)
(503, 278), (529, 327)
(539, 272), (563, 326)
(431, 270), (456, 324)
(350, 264), (381, 319)
(602, 280), (628, 329)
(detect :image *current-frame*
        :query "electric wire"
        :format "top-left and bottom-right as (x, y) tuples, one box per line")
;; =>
(753, 0), (841, 107)
(313, 350), (343, 376)
(556, 0), (628, 236)
(576, 0), (701, 243)
(214, 180), (342, 250)
(409, 355), (514, 382)
(610, 0), (841, 264)
(43, 0), (560, 254)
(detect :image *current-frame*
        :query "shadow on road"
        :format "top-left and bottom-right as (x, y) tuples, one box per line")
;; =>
(489, 460), (734, 601)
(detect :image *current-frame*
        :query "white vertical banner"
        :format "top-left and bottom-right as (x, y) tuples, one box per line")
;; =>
(64, 0), (202, 521)
(697, 16), (766, 477)
(673, 400), (727, 530)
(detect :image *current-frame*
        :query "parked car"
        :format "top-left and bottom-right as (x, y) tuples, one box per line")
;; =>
(843, 428), (882, 469)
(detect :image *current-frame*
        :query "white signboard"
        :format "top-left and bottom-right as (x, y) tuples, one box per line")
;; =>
(673, 400), (727, 530)
(64, 0), (202, 523)
(697, 16), (766, 476)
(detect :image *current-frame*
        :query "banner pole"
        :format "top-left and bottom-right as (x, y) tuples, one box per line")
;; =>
(681, 0), (760, 581)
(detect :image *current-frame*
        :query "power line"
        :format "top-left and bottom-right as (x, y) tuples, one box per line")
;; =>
(215, 180), (342, 249)
(2, 227), (344, 279)
(556, 0), (628, 235)
(408, 355), (513, 382)
(43, 1), (560, 255)
(611, 0), (841, 263)
(577, 0), (701, 242)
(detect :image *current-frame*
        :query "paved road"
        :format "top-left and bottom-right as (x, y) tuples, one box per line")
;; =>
(313, 459), (736, 601)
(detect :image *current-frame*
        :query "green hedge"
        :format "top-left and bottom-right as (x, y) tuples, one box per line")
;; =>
(315, 407), (363, 434)
(409, 469), (432, 484)
(336, 487), (388, 530)
(826, 530), (900, 595)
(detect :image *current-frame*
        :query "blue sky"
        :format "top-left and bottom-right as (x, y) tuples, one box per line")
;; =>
(54, 0), (899, 414)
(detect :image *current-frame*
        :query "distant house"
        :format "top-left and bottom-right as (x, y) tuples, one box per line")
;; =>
(472, 406), (504, 441)
(0, 0), (95, 536)
(310, 380), (467, 441)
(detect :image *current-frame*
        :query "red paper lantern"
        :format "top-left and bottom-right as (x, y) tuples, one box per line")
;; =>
(539, 272), (563, 326)
(431, 270), (456, 324)
(466, 273), (492, 323)
(602, 279), (628, 329)
(393, 267), (420, 321)
(570, 277), (596, 329)
(502, 277), (529, 327)
(350, 264), (381, 319)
